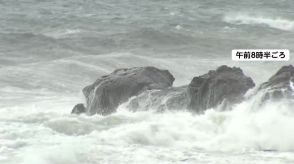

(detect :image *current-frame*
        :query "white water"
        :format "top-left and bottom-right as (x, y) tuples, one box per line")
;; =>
(1, 0), (294, 163)
(0, 52), (293, 164)
(1, 86), (294, 164)
(224, 13), (294, 31)
(0, 51), (293, 164)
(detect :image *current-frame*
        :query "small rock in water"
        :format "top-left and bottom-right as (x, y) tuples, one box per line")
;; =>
(71, 103), (86, 115)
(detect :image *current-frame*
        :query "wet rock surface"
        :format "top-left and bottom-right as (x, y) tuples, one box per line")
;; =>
(71, 103), (86, 115)
(258, 65), (294, 102)
(187, 65), (255, 113)
(82, 66), (175, 115)
(126, 86), (189, 112)
(73, 65), (260, 115)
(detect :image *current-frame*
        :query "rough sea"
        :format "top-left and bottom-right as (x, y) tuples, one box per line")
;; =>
(0, 0), (294, 163)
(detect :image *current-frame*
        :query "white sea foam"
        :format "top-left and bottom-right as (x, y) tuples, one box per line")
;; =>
(1, 53), (293, 163)
(1, 0), (294, 163)
(224, 13), (294, 31)
(42, 29), (82, 39)
(1, 88), (294, 164)
(290, 80), (294, 91)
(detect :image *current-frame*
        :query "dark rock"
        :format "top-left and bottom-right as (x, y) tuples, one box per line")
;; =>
(258, 65), (294, 102)
(71, 103), (86, 115)
(126, 86), (189, 112)
(83, 66), (175, 115)
(188, 65), (255, 113)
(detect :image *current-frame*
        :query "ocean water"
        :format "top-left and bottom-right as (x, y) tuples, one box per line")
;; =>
(0, 0), (294, 163)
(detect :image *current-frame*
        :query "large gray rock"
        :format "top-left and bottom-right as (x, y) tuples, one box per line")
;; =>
(258, 65), (294, 102)
(188, 65), (255, 113)
(82, 66), (175, 115)
(126, 86), (189, 112)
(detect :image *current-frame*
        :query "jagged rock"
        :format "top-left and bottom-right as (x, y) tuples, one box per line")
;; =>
(188, 65), (255, 113)
(258, 65), (294, 102)
(71, 103), (86, 115)
(72, 65), (259, 115)
(126, 86), (189, 112)
(82, 66), (175, 115)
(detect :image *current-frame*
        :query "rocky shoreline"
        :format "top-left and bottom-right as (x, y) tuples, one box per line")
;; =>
(72, 65), (294, 115)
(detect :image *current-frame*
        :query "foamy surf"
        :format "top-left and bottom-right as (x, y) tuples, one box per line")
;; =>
(1, 96), (294, 164)
(1, 0), (294, 163)
(223, 13), (294, 31)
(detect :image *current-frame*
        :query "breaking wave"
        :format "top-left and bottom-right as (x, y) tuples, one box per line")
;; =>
(2, 92), (294, 164)
(223, 13), (294, 31)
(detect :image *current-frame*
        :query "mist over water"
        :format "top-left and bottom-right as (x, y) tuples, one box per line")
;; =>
(0, 0), (294, 163)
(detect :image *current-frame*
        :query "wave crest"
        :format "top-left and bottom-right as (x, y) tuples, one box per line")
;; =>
(223, 13), (294, 31)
